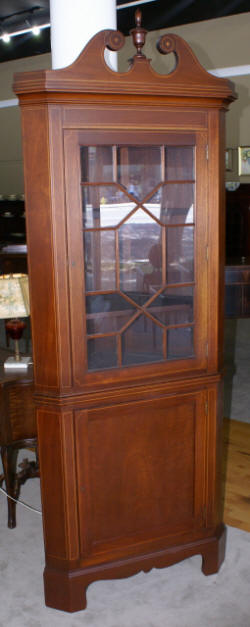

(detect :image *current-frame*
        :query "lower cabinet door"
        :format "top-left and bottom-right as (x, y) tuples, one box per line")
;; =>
(75, 390), (208, 563)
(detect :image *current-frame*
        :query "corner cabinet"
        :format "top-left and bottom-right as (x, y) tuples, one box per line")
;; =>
(14, 14), (236, 613)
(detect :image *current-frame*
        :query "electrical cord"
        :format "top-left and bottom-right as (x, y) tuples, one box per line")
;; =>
(0, 486), (42, 515)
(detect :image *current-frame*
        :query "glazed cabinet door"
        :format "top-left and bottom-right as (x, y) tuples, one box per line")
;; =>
(75, 389), (208, 564)
(64, 129), (208, 387)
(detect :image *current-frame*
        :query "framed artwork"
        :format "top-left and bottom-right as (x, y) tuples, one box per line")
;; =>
(238, 147), (250, 176)
(225, 148), (233, 171)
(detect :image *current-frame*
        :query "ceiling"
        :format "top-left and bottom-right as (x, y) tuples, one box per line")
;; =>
(0, 0), (249, 63)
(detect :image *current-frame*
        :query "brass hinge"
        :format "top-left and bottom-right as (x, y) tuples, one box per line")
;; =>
(206, 245), (209, 261)
(206, 144), (209, 160)
(205, 400), (208, 416)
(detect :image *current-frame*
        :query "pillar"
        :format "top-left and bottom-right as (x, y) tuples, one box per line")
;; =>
(50, 0), (117, 70)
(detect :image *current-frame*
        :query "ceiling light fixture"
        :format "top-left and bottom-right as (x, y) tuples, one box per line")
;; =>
(117, 0), (159, 8)
(0, 22), (50, 41)
(31, 25), (41, 36)
(2, 32), (10, 43)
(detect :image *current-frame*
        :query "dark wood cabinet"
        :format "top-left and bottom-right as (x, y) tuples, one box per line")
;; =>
(14, 15), (236, 613)
(0, 199), (27, 275)
(0, 200), (25, 247)
(225, 260), (250, 317)
(226, 184), (250, 260)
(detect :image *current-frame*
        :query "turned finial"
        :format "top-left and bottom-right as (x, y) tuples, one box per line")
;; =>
(130, 9), (147, 57)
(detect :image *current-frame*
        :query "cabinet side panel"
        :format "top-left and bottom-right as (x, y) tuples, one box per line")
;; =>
(37, 408), (80, 561)
(206, 382), (224, 528)
(20, 106), (59, 390)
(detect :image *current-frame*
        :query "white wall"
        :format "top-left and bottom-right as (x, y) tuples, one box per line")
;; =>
(0, 54), (51, 195)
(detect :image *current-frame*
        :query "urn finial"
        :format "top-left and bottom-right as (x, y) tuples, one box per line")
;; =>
(130, 9), (147, 57)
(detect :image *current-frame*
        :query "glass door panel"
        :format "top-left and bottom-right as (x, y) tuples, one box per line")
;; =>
(117, 146), (162, 200)
(80, 138), (197, 372)
(166, 226), (194, 284)
(84, 231), (116, 292)
(122, 315), (164, 366)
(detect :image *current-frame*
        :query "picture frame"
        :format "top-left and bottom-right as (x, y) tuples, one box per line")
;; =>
(238, 146), (250, 176)
(225, 148), (233, 171)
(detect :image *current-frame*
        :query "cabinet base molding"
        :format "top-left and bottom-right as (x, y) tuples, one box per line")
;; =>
(43, 524), (226, 613)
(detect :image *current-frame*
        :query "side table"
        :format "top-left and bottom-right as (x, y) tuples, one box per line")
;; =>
(0, 361), (38, 528)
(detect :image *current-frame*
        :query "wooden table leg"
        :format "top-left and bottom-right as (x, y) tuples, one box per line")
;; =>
(1, 445), (19, 528)
(0, 439), (39, 529)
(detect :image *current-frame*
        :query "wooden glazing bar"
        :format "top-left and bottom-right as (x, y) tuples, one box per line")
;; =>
(117, 333), (122, 367)
(115, 229), (120, 290)
(112, 145), (117, 182)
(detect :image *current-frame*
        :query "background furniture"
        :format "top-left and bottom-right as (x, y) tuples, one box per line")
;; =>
(0, 199), (26, 247)
(226, 184), (250, 261)
(0, 248), (28, 276)
(14, 15), (236, 613)
(225, 259), (250, 317)
(0, 357), (37, 528)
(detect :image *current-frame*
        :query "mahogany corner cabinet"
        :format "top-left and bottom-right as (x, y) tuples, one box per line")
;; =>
(14, 13), (236, 613)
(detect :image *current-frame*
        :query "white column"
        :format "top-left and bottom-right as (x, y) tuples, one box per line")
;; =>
(50, 0), (117, 70)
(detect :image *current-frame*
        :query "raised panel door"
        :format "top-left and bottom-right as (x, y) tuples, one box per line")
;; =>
(75, 390), (207, 564)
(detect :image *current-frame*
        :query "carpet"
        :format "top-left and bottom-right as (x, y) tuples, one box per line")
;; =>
(0, 474), (250, 626)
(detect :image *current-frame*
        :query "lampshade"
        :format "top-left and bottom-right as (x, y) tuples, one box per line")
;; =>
(0, 273), (30, 319)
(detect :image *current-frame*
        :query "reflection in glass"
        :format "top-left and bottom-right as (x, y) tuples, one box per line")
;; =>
(167, 226), (194, 284)
(119, 209), (162, 294)
(81, 146), (113, 182)
(117, 146), (162, 201)
(148, 286), (193, 326)
(84, 230), (116, 291)
(87, 336), (117, 370)
(122, 315), (163, 365)
(167, 327), (194, 359)
(86, 293), (136, 334)
(165, 146), (194, 180)
(122, 292), (150, 307)
(144, 184), (194, 224)
(82, 185), (136, 228)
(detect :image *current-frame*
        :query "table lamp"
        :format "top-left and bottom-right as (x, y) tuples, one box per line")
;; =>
(0, 273), (31, 369)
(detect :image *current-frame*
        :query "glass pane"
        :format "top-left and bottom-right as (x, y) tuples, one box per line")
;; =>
(119, 209), (162, 295)
(84, 230), (116, 291)
(122, 315), (163, 365)
(167, 226), (194, 284)
(81, 146), (113, 182)
(87, 336), (117, 370)
(148, 286), (193, 326)
(86, 293), (136, 334)
(82, 185), (136, 228)
(167, 327), (194, 360)
(165, 146), (194, 180)
(117, 146), (162, 201)
(144, 184), (194, 225)
(122, 292), (150, 307)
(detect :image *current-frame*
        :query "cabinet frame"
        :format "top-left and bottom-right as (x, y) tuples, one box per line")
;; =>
(14, 25), (236, 612)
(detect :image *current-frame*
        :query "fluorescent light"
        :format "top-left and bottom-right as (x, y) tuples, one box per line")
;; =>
(117, 0), (158, 8)
(0, 22), (50, 41)
(31, 26), (41, 36)
(0, 99), (18, 109)
(209, 65), (250, 77)
(2, 33), (10, 43)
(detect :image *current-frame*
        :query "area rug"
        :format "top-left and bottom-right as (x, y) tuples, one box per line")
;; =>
(0, 476), (250, 627)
